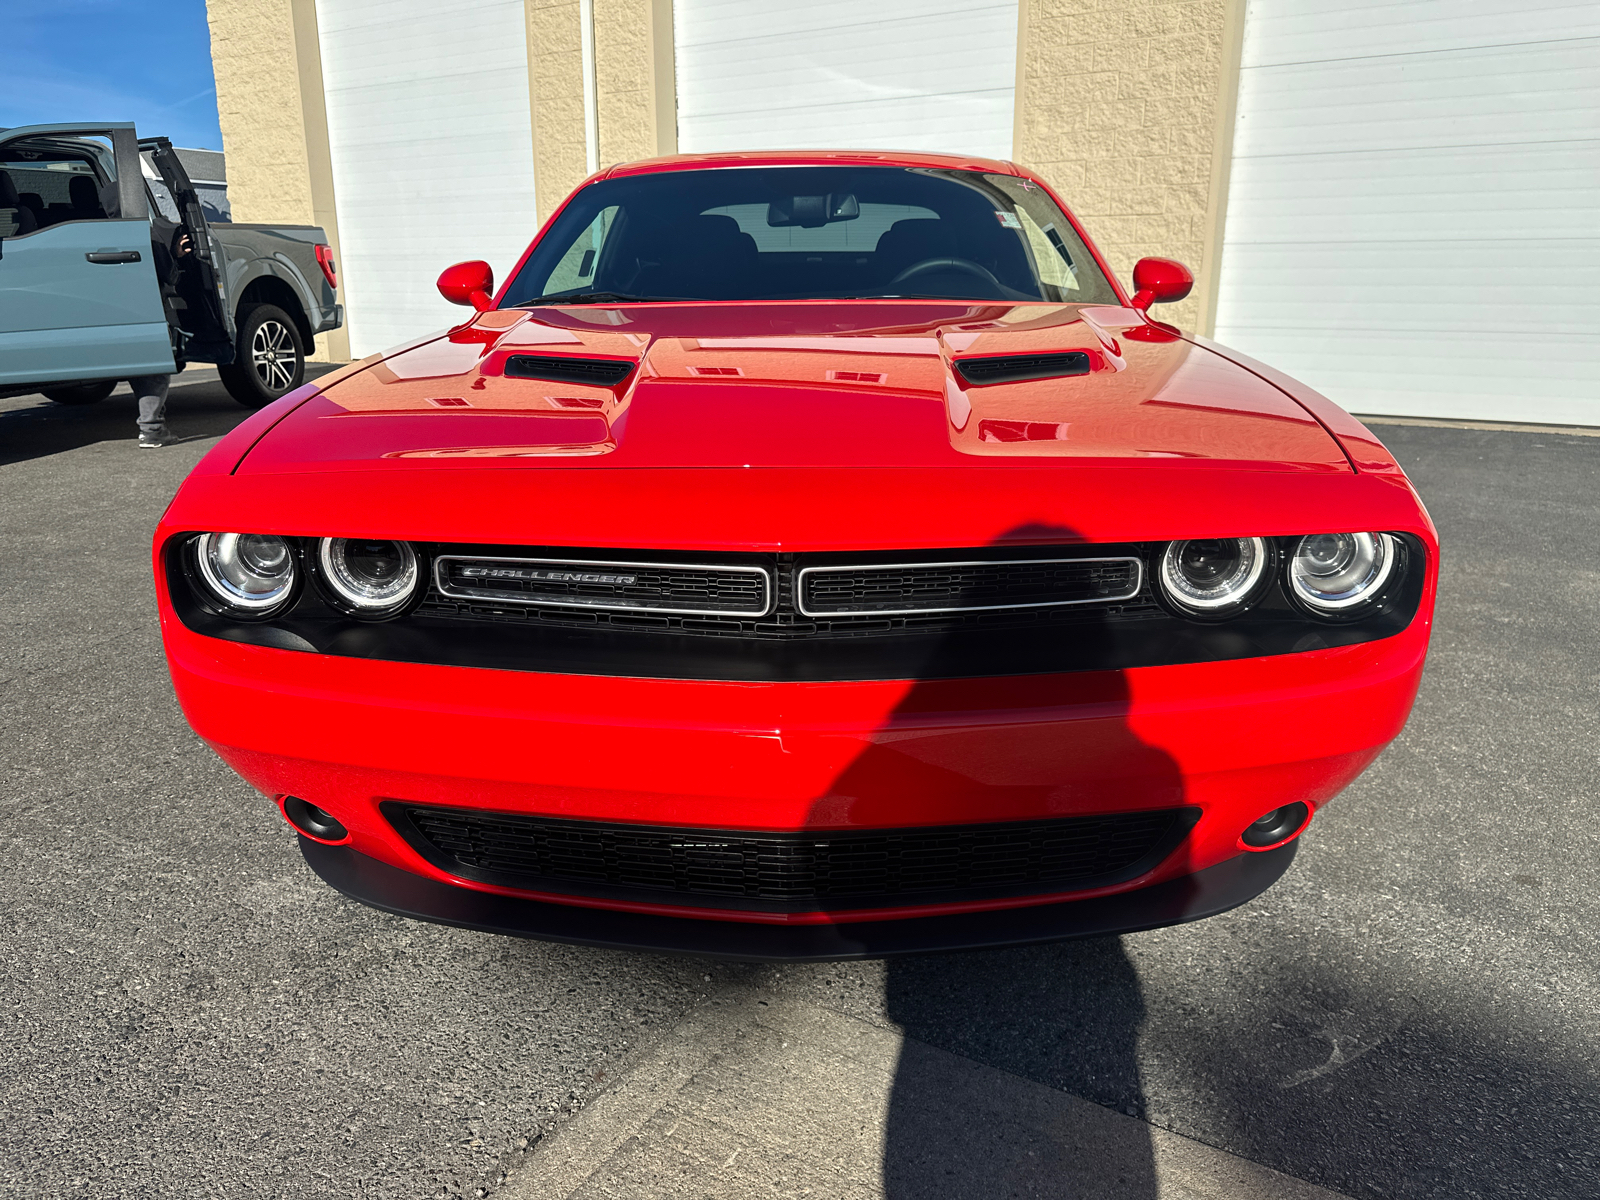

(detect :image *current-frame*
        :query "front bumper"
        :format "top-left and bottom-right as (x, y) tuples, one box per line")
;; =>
(164, 608), (1427, 942)
(300, 834), (1299, 960)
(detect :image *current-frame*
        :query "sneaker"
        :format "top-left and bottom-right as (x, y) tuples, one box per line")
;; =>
(138, 429), (178, 449)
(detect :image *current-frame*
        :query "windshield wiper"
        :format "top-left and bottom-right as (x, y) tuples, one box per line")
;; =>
(530, 290), (678, 305)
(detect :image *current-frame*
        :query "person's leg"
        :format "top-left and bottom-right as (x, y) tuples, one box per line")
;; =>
(130, 374), (171, 442)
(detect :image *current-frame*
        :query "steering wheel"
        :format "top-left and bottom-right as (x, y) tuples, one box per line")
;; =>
(889, 256), (1002, 289)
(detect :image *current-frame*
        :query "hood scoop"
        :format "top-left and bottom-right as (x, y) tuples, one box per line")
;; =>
(504, 355), (637, 387)
(954, 352), (1092, 387)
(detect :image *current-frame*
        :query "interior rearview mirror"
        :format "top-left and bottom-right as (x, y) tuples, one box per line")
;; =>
(767, 193), (859, 228)
(437, 260), (495, 311)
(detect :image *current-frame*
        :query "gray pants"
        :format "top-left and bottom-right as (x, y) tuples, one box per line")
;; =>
(130, 374), (170, 435)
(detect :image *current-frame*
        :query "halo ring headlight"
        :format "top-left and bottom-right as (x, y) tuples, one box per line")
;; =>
(318, 537), (419, 617)
(1158, 537), (1269, 618)
(1289, 532), (1396, 614)
(194, 532), (296, 614)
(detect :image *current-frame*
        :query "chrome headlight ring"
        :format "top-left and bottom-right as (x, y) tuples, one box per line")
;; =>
(1287, 532), (1401, 619)
(191, 532), (299, 618)
(1156, 536), (1273, 620)
(315, 537), (421, 619)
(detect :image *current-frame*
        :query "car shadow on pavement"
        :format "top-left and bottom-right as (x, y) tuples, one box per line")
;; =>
(804, 521), (1184, 1198)
(0, 364), (341, 467)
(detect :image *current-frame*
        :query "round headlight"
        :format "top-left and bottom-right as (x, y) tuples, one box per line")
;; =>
(1159, 537), (1269, 617)
(1289, 532), (1396, 614)
(195, 532), (296, 613)
(318, 537), (419, 616)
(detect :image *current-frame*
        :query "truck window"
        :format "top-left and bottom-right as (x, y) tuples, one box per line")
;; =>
(0, 135), (118, 235)
(140, 153), (183, 223)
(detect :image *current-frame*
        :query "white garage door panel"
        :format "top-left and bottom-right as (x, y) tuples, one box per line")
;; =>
(1216, 3), (1600, 424)
(1242, 0), (1600, 61)
(1234, 40), (1600, 156)
(1223, 142), (1598, 244)
(317, 0), (538, 357)
(1219, 240), (1600, 336)
(675, 0), (1017, 158)
(1233, 331), (1600, 426)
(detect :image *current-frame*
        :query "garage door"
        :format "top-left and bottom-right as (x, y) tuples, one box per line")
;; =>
(1214, 1), (1600, 425)
(673, 0), (1018, 159)
(316, 0), (538, 357)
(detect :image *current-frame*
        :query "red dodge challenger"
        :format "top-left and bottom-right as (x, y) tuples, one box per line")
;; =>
(154, 151), (1436, 959)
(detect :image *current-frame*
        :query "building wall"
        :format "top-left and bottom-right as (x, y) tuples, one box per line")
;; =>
(1013, 0), (1241, 333)
(209, 0), (1238, 357)
(206, 0), (350, 361)
(594, 0), (677, 165)
(526, 0), (590, 222)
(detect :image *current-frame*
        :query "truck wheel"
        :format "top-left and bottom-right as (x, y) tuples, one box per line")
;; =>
(42, 381), (117, 405)
(220, 304), (306, 409)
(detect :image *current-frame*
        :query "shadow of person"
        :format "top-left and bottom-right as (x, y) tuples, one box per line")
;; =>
(803, 522), (1188, 1198)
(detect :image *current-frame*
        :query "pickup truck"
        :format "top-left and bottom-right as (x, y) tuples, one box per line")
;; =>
(0, 121), (342, 409)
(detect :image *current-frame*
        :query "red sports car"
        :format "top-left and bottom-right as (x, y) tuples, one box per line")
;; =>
(155, 151), (1436, 959)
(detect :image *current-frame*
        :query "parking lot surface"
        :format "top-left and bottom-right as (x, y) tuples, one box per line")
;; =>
(1, 378), (1596, 1199)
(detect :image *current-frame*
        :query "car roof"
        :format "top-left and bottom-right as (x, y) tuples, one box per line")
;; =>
(603, 149), (1025, 179)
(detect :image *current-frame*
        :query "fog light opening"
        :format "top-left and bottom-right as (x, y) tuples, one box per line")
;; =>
(281, 796), (349, 843)
(1239, 801), (1310, 851)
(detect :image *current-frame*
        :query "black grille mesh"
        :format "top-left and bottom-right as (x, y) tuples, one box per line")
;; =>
(438, 558), (768, 614)
(802, 558), (1139, 614)
(391, 805), (1190, 912)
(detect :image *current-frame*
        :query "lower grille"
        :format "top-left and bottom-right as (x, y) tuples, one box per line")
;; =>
(386, 804), (1196, 913)
(799, 556), (1141, 615)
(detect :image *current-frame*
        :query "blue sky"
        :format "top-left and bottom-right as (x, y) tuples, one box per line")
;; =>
(1, 0), (223, 150)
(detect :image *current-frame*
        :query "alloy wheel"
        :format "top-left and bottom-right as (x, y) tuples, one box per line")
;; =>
(250, 320), (298, 393)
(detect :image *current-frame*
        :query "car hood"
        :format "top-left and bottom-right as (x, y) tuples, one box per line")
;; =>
(237, 302), (1350, 475)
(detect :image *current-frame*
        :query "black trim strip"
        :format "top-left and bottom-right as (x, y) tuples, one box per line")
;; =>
(297, 835), (1298, 961)
(165, 537), (1426, 682)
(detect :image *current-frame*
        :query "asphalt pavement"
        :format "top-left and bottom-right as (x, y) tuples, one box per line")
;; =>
(1, 376), (1596, 1199)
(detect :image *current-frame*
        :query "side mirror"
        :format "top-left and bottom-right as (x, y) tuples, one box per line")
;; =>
(1129, 257), (1193, 311)
(437, 260), (495, 312)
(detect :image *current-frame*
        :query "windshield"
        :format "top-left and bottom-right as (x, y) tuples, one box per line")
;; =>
(500, 166), (1119, 307)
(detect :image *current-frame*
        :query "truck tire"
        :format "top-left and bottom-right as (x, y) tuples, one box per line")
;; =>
(42, 381), (117, 405)
(220, 304), (306, 409)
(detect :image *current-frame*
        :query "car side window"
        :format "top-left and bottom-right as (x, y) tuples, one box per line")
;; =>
(0, 136), (118, 237)
(1013, 207), (1082, 294)
(541, 206), (620, 295)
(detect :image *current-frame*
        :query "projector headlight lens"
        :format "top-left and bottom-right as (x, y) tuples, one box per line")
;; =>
(318, 537), (419, 616)
(1289, 532), (1396, 613)
(195, 532), (296, 613)
(1159, 537), (1268, 617)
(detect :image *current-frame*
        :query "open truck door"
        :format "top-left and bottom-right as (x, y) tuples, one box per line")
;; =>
(0, 122), (175, 391)
(138, 137), (235, 363)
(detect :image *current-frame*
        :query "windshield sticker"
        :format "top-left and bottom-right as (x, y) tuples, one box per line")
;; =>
(995, 211), (1023, 229)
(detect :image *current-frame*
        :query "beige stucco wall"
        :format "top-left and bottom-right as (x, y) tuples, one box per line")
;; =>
(525, 0), (590, 223)
(1014, 0), (1243, 334)
(593, 0), (677, 166)
(205, 0), (349, 360)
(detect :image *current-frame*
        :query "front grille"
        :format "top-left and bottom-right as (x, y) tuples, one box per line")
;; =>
(387, 804), (1196, 913)
(799, 557), (1141, 615)
(434, 555), (771, 615)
